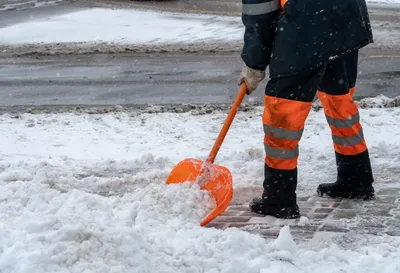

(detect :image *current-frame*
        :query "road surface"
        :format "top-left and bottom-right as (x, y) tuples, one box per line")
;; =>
(0, 0), (399, 109)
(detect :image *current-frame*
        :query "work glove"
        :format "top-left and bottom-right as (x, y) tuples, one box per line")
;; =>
(238, 65), (266, 95)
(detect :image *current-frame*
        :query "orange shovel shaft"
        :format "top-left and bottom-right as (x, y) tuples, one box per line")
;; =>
(207, 83), (247, 163)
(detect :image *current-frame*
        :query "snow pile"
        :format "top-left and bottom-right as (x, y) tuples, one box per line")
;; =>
(0, 9), (242, 45)
(1, 178), (400, 272)
(1, 106), (400, 272)
(1, 106), (399, 194)
(357, 95), (400, 108)
(0, 0), (62, 12)
(0, 6), (399, 54)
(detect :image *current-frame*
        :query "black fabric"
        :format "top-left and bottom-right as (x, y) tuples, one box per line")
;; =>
(262, 164), (298, 206)
(249, 197), (300, 218)
(335, 149), (374, 186)
(241, 0), (373, 77)
(265, 51), (358, 102)
(269, 0), (373, 77)
(317, 150), (375, 199)
(265, 66), (324, 102)
(319, 50), (359, 95)
(241, 10), (280, 71)
(261, 51), (374, 200)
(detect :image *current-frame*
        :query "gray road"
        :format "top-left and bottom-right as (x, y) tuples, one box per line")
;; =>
(0, 0), (399, 108)
(0, 52), (399, 107)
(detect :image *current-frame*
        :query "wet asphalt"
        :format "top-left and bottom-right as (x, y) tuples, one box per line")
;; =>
(0, 53), (399, 106)
(0, 0), (399, 108)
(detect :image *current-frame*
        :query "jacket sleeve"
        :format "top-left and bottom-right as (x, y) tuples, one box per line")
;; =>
(241, 0), (281, 71)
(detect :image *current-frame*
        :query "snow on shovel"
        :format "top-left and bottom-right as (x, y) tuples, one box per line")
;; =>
(166, 84), (248, 226)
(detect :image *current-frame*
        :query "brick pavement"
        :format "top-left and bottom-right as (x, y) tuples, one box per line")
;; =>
(208, 187), (400, 242)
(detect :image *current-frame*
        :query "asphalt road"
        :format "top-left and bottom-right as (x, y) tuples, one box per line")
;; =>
(0, 52), (399, 107)
(0, 0), (399, 108)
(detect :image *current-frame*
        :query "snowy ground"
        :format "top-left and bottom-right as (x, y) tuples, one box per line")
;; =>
(1, 97), (400, 272)
(0, 9), (242, 45)
(0, 0), (62, 12)
(0, 5), (400, 54)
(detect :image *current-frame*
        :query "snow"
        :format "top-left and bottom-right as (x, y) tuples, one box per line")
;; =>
(0, 0), (62, 12)
(0, 5), (399, 50)
(369, 0), (400, 4)
(0, 9), (242, 45)
(1, 103), (400, 272)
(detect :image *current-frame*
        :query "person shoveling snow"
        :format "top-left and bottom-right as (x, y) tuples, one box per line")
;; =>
(237, 0), (376, 218)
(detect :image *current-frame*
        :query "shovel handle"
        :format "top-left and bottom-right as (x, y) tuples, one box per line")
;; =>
(207, 83), (248, 163)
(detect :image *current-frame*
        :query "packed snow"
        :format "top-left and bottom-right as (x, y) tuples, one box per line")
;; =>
(0, 6), (399, 51)
(1, 101), (400, 272)
(0, 9), (242, 45)
(0, 0), (62, 12)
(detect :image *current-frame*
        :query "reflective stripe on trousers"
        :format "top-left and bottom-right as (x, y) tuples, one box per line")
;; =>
(263, 95), (312, 170)
(317, 90), (368, 155)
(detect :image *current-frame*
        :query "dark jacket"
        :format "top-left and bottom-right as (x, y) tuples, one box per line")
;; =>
(241, 0), (373, 77)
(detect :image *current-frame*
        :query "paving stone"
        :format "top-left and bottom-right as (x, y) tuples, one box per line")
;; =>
(390, 209), (400, 215)
(300, 208), (312, 214)
(337, 199), (364, 210)
(331, 209), (358, 219)
(221, 210), (241, 216)
(329, 202), (342, 208)
(376, 188), (400, 195)
(298, 196), (311, 201)
(308, 213), (329, 220)
(357, 218), (386, 228)
(313, 201), (341, 208)
(239, 211), (266, 217)
(365, 209), (392, 217)
(207, 223), (228, 229)
(256, 229), (281, 237)
(349, 227), (383, 235)
(214, 189), (399, 243)
(248, 217), (300, 226)
(385, 230), (400, 236)
(297, 202), (314, 210)
(226, 223), (258, 229)
(227, 205), (249, 212)
(302, 211), (313, 218)
(315, 207), (334, 214)
(214, 216), (251, 223)
(319, 225), (350, 233)
(291, 231), (315, 239)
(384, 219), (400, 227)
(370, 195), (398, 204)
(289, 225), (319, 232)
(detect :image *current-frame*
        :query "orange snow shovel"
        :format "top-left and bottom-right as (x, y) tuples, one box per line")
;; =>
(166, 83), (248, 227)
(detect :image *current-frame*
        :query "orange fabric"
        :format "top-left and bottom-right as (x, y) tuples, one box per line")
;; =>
(317, 91), (358, 119)
(329, 122), (363, 138)
(318, 91), (368, 155)
(265, 155), (298, 170)
(264, 135), (299, 150)
(334, 142), (367, 155)
(263, 95), (310, 170)
(349, 87), (355, 97)
(280, 0), (288, 11)
(263, 96), (312, 131)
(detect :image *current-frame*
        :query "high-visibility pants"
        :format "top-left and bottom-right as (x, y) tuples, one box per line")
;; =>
(263, 50), (371, 177)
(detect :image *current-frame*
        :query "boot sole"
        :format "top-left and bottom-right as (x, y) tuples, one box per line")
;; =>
(317, 188), (375, 200)
(249, 204), (300, 219)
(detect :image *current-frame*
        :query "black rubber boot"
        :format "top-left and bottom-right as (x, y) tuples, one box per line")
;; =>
(317, 150), (375, 200)
(249, 165), (300, 219)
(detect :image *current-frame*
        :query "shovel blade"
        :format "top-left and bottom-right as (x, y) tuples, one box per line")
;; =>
(166, 158), (233, 226)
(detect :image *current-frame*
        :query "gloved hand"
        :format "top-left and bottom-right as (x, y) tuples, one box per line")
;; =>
(238, 65), (266, 95)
